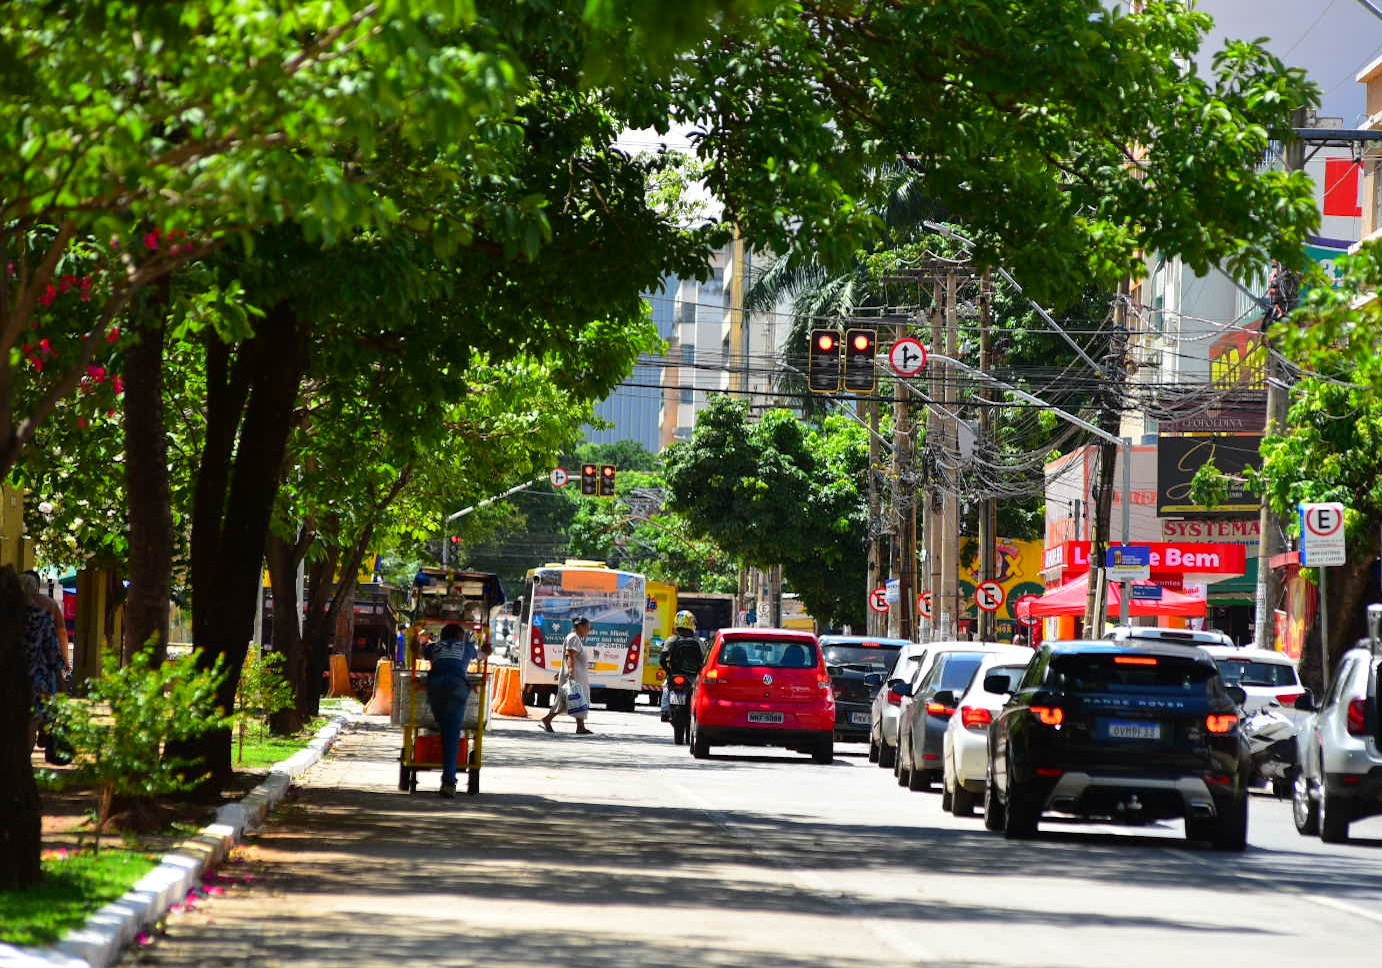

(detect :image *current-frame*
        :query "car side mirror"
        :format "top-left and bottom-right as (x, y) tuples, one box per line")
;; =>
(932, 689), (956, 708)
(983, 673), (1011, 695)
(1295, 690), (1316, 712)
(890, 680), (912, 698)
(1225, 685), (1247, 707)
(864, 672), (884, 688)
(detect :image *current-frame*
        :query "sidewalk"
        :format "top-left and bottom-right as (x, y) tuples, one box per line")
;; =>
(119, 709), (883, 968)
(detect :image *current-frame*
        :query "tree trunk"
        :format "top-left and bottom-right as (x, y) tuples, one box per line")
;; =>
(169, 303), (307, 789)
(266, 529), (311, 735)
(0, 566), (42, 890)
(123, 293), (172, 664)
(301, 547), (340, 721)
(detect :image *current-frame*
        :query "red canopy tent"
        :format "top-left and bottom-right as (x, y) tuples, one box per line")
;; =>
(1016, 572), (1207, 620)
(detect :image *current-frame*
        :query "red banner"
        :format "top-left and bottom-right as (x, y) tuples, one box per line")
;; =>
(1043, 541), (1246, 577)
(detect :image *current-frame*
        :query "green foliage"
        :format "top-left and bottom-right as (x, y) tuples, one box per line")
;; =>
(1188, 455), (1234, 512)
(48, 650), (230, 850)
(665, 396), (868, 627)
(234, 649), (295, 764)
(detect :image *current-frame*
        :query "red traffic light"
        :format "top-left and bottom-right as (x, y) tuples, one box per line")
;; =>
(449, 536), (461, 544)
(851, 332), (872, 352)
(602, 466), (614, 478)
(816, 332), (837, 352)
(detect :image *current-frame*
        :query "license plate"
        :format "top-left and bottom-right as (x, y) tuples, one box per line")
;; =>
(747, 711), (785, 724)
(1102, 719), (1161, 741)
(669, 693), (687, 705)
(850, 712), (871, 726)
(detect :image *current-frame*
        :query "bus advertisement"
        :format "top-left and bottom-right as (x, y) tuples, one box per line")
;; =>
(519, 562), (646, 711)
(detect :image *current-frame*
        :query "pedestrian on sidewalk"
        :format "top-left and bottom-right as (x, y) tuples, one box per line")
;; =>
(424, 622), (491, 798)
(20, 571), (65, 752)
(541, 616), (593, 735)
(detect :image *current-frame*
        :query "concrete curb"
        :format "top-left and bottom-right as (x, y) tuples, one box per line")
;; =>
(0, 709), (358, 968)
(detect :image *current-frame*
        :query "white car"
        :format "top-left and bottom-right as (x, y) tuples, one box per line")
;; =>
(869, 642), (928, 768)
(1201, 645), (1306, 718)
(941, 653), (1032, 817)
(1104, 625), (1236, 648)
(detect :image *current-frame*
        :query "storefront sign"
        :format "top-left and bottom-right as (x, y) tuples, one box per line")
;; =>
(1160, 519), (1260, 541)
(1157, 434), (1263, 518)
(1043, 541), (1246, 577)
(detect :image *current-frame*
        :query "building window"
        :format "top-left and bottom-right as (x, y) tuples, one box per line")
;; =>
(680, 387), (694, 404)
(680, 344), (695, 365)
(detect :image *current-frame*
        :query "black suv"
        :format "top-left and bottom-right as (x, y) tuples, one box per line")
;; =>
(985, 640), (1250, 850)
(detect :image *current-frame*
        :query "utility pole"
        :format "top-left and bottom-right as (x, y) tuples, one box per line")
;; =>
(893, 314), (916, 642)
(977, 270), (996, 641)
(863, 397), (883, 636)
(926, 284), (944, 642)
(1254, 107), (1307, 651)
(940, 269), (961, 640)
(1083, 284), (1129, 635)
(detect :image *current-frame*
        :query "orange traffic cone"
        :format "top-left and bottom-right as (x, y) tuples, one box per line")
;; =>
(489, 667), (510, 712)
(326, 653), (352, 697)
(363, 658), (393, 715)
(495, 666), (530, 718)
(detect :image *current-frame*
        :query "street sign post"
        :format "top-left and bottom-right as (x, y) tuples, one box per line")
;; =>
(1013, 593), (1040, 627)
(869, 586), (890, 614)
(1300, 501), (1347, 689)
(1131, 584), (1164, 601)
(975, 580), (1005, 613)
(1105, 544), (1151, 582)
(549, 467), (569, 488)
(888, 338), (927, 377)
(917, 590), (933, 620)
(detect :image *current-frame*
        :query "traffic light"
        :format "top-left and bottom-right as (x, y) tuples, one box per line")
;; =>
(599, 464), (617, 497)
(808, 329), (842, 392)
(844, 328), (876, 392)
(581, 463), (598, 495)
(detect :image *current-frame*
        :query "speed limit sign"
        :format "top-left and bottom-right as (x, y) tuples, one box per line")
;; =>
(975, 580), (1005, 613)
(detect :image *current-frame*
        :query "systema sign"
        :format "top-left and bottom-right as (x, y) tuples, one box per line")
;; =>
(1156, 434), (1262, 518)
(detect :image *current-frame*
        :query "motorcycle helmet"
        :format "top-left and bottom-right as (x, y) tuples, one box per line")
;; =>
(674, 610), (696, 633)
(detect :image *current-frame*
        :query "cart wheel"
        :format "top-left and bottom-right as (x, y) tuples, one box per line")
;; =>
(467, 769), (480, 796)
(407, 769), (418, 794)
(398, 764), (410, 791)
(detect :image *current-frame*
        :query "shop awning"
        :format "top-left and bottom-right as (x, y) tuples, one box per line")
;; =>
(1018, 573), (1207, 620)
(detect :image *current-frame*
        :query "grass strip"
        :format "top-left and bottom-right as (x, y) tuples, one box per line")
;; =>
(0, 849), (159, 947)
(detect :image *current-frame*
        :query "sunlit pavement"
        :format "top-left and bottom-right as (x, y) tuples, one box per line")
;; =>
(125, 705), (1382, 968)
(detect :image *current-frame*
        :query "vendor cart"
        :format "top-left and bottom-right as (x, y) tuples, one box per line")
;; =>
(396, 569), (505, 796)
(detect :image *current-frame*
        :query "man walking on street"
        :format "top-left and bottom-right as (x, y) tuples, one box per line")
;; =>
(423, 622), (491, 798)
(541, 616), (593, 735)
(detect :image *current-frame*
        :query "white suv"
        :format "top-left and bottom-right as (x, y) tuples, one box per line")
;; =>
(1105, 626), (1236, 648)
(1200, 646), (1306, 717)
(1293, 635), (1382, 843)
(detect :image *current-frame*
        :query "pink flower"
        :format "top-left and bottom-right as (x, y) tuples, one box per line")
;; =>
(38, 284), (57, 307)
(75, 416), (86, 429)
(38, 338), (51, 356)
(112, 375), (125, 394)
(27, 356), (43, 372)
(143, 229), (160, 251)
(205, 885), (225, 896)
(86, 365), (105, 382)
(105, 327), (120, 343)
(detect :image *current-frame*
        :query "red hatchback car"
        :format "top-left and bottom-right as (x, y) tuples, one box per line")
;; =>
(689, 628), (836, 763)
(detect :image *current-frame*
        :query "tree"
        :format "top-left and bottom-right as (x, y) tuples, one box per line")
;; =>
(1252, 242), (1382, 686)
(665, 396), (869, 628)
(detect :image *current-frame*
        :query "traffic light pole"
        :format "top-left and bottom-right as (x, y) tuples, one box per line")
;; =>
(441, 473), (548, 565)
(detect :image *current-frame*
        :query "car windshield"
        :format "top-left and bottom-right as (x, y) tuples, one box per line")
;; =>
(1213, 658), (1297, 688)
(1048, 653), (1217, 694)
(719, 639), (819, 668)
(824, 644), (901, 671)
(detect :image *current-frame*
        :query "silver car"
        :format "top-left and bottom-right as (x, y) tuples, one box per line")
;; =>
(1293, 627), (1382, 843)
(869, 642), (929, 769)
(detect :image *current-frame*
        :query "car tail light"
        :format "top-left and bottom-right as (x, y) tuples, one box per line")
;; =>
(1114, 655), (1158, 666)
(1029, 706), (1064, 726)
(1274, 691), (1305, 706)
(1035, 767), (1063, 778)
(925, 701), (955, 718)
(531, 626), (545, 668)
(672, 675), (686, 687)
(623, 633), (642, 674)
(704, 667), (723, 682)
(1347, 697), (1367, 736)
(1205, 713), (1238, 734)
(886, 690), (902, 707)
(818, 676), (832, 690)
(960, 706), (992, 731)
(1204, 773), (1233, 786)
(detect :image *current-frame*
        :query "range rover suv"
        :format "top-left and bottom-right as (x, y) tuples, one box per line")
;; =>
(985, 640), (1251, 850)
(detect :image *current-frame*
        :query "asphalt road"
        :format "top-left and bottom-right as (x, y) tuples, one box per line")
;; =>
(128, 705), (1382, 968)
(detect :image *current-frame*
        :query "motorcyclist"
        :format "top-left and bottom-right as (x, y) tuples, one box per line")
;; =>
(660, 611), (704, 722)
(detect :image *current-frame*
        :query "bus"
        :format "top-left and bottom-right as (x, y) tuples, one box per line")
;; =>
(517, 561), (646, 711)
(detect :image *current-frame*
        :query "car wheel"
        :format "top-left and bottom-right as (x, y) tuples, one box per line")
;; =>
(897, 738), (912, 787)
(908, 761), (930, 792)
(1271, 777), (1291, 800)
(812, 737), (834, 765)
(983, 770), (1006, 832)
(879, 739), (896, 769)
(940, 778), (953, 812)
(1292, 773), (1320, 836)
(952, 784), (977, 817)
(1320, 792), (1351, 844)
(1003, 781), (1039, 839)
(690, 717), (710, 760)
(868, 738), (880, 763)
(1208, 794), (1248, 852)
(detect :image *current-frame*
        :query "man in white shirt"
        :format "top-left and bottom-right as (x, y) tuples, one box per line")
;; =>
(541, 616), (594, 735)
